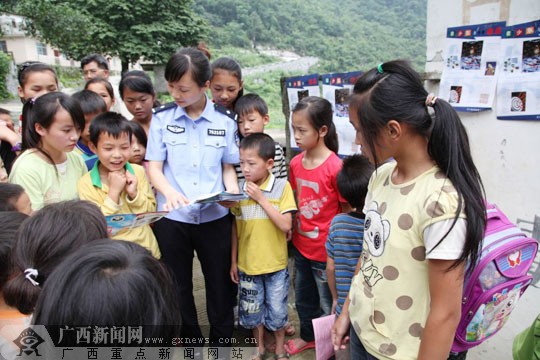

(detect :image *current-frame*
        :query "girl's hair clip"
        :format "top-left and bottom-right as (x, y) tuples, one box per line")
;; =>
(24, 268), (40, 287)
(377, 63), (384, 74)
(29, 97), (37, 105)
(425, 93), (438, 107)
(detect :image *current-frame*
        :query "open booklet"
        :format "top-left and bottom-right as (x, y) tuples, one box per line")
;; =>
(189, 191), (248, 205)
(105, 192), (248, 235)
(105, 211), (168, 236)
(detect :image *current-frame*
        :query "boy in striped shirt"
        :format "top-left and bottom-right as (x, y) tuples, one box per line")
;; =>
(326, 154), (373, 358)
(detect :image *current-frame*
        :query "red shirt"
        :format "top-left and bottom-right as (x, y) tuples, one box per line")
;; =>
(290, 152), (345, 261)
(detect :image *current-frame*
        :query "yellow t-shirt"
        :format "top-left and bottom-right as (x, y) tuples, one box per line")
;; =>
(231, 173), (297, 275)
(77, 161), (161, 259)
(348, 161), (464, 360)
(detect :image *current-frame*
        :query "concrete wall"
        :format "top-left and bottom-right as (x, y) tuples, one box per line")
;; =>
(425, 0), (540, 224)
(1, 13), (126, 72)
(4, 37), (75, 67)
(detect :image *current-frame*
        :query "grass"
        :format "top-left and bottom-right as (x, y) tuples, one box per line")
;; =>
(211, 46), (280, 68)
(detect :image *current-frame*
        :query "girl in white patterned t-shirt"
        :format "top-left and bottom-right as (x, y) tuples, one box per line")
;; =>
(332, 61), (486, 360)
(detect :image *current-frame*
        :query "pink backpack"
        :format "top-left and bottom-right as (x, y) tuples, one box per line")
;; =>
(451, 203), (539, 353)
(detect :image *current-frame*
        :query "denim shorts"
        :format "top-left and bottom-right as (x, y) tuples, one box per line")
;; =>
(238, 268), (289, 331)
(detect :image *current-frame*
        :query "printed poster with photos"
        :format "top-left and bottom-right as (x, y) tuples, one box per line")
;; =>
(439, 22), (505, 112)
(286, 74), (320, 150)
(496, 19), (540, 120)
(321, 71), (363, 156)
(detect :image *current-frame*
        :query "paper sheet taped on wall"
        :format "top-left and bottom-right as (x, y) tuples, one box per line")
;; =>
(496, 19), (540, 121)
(439, 22), (505, 112)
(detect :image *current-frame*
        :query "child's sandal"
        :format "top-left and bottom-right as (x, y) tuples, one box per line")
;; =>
(274, 353), (289, 360)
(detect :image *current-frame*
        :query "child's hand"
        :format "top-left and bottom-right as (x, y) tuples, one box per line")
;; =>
(125, 171), (138, 200)
(0, 123), (19, 144)
(230, 263), (239, 284)
(331, 299), (338, 315)
(332, 312), (351, 351)
(108, 170), (127, 200)
(244, 181), (264, 203)
(163, 189), (189, 211)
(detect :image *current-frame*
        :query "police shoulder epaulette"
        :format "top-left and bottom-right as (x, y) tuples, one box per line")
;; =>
(214, 103), (238, 121)
(152, 102), (176, 114)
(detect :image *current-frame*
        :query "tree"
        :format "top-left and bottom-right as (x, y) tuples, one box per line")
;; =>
(15, 0), (208, 73)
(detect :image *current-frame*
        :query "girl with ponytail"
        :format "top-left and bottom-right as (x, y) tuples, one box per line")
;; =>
(332, 60), (485, 360)
(285, 96), (351, 355)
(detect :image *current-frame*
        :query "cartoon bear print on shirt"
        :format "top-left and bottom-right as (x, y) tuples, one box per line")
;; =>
(360, 201), (391, 288)
(364, 201), (391, 257)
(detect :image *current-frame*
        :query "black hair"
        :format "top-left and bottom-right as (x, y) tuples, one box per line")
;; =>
(240, 133), (276, 161)
(118, 70), (158, 106)
(234, 93), (268, 118)
(211, 57), (244, 103)
(21, 92), (85, 167)
(17, 61), (58, 88)
(0, 107), (10, 116)
(80, 54), (109, 70)
(0, 183), (26, 212)
(33, 240), (181, 338)
(165, 48), (211, 86)
(71, 90), (107, 115)
(351, 60), (486, 270)
(84, 77), (115, 101)
(0, 211), (29, 291)
(89, 112), (132, 146)
(127, 121), (147, 148)
(337, 154), (374, 210)
(3, 200), (108, 314)
(292, 96), (339, 153)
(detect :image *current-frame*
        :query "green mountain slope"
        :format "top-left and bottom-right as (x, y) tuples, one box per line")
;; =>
(194, 0), (427, 72)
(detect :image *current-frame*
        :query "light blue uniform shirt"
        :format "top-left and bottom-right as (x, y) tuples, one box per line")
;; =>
(146, 96), (239, 224)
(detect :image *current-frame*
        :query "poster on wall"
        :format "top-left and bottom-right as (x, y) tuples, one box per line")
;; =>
(438, 22), (505, 112)
(321, 71), (363, 156)
(286, 74), (320, 151)
(496, 19), (540, 121)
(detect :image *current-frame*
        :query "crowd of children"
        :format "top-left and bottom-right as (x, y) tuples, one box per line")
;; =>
(0, 49), (513, 360)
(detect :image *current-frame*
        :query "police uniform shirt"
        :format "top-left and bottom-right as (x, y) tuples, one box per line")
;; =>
(146, 96), (239, 224)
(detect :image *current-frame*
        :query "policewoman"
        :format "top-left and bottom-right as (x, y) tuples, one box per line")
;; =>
(146, 48), (240, 345)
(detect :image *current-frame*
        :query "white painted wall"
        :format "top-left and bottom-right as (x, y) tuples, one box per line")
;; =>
(425, 0), (540, 224)
(3, 36), (77, 67)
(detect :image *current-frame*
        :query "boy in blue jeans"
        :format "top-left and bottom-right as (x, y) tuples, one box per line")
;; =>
(326, 154), (373, 359)
(230, 133), (297, 360)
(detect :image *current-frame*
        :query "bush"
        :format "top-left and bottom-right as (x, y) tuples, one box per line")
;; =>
(0, 52), (11, 100)
(52, 65), (84, 89)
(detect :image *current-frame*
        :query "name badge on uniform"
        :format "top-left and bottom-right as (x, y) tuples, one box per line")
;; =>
(167, 125), (185, 134)
(208, 129), (226, 136)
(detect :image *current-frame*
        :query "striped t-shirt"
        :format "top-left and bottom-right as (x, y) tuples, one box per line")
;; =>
(325, 212), (365, 316)
(236, 142), (287, 181)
